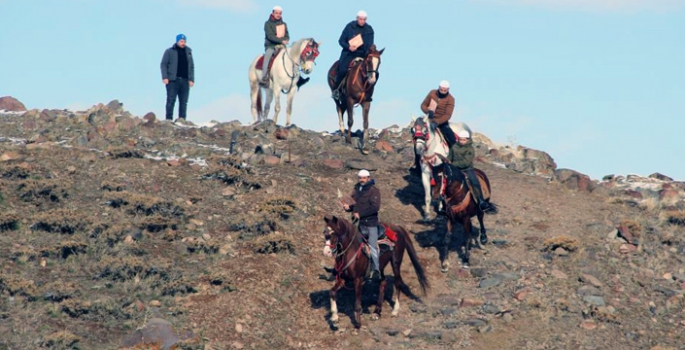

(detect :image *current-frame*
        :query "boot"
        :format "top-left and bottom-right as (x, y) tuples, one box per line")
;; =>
(296, 76), (310, 90)
(260, 71), (270, 86)
(465, 170), (495, 213)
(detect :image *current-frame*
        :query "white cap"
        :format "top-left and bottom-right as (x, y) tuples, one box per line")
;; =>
(357, 10), (368, 18)
(457, 130), (470, 139)
(439, 80), (450, 89)
(273, 5), (282, 12)
(358, 169), (371, 177)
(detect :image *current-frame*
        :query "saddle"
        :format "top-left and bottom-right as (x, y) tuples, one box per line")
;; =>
(360, 224), (396, 258)
(255, 48), (283, 71)
(329, 58), (366, 93)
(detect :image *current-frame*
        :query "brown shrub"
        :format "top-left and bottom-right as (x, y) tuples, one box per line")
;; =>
(543, 236), (579, 252)
(94, 255), (170, 281)
(109, 148), (145, 159)
(619, 219), (643, 236)
(252, 233), (296, 255)
(0, 274), (38, 299)
(41, 281), (80, 302)
(106, 191), (186, 218)
(60, 299), (92, 318)
(31, 209), (89, 234)
(137, 215), (181, 233)
(43, 240), (88, 259)
(40, 330), (81, 348)
(259, 197), (298, 219)
(101, 180), (126, 192)
(17, 179), (69, 203)
(661, 210), (685, 226)
(10, 245), (38, 262)
(0, 212), (20, 232)
(161, 276), (198, 296)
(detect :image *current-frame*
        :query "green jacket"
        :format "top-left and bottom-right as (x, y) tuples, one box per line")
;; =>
(448, 140), (475, 170)
(264, 16), (290, 49)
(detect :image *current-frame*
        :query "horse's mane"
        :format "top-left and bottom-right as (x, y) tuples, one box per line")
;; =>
(334, 216), (359, 237)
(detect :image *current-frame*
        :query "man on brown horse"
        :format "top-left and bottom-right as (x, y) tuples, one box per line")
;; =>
(332, 10), (375, 101)
(341, 169), (381, 280)
(414, 80), (456, 171)
(448, 130), (496, 213)
(260, 6), (290, 86)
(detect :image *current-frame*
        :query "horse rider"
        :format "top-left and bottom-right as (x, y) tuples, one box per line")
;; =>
(448, 130), (496, 213)
(260, 6), (290, 86)
(341, 169), (382, 280)
(332, 10), (375, 101)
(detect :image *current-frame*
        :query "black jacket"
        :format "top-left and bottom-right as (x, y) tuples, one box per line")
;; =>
(338, 21), (374, 57)
(348, 180), (381, 227)
(160, 44), (195, 82)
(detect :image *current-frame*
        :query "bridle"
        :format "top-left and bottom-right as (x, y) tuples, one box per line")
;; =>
(324, 225), (363, 279)
(281, 39), (320, 93)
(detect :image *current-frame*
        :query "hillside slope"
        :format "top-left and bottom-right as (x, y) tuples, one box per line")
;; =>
(0, 102), (684, 350)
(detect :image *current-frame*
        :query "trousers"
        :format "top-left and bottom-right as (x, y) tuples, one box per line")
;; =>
(165, 78), (190, 120)
(360, 225), (379, 271)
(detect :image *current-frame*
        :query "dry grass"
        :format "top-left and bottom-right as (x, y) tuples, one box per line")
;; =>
(39, 330), (81, 348)
(619, 219), (643, 235)
(17, 179), (69, 204)
(542, 235), (579, 252)
(94, 255), (170, 282)
(106, 191), (186, 218)
(101, 180), (127, 192)
(258, 196), (298, 219)
(30, 209), (90, 234)
(0, 212), (20, 231)
(661, 210), (685, 226)
(251, 233), (296, 254)
(0, 273), (38, 300)
(109, 148), (145, 159)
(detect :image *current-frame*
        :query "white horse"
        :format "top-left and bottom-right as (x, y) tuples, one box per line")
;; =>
(248, 38), (320, 126)
(410, 115), (470, 220)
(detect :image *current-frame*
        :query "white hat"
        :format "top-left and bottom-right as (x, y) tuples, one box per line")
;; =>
(357, 10), (368, 18)
(273, 5), (282, 12)
(439, 80), (450, 89)
(457, 130), (470, 139)
(358, 169), (371, 177)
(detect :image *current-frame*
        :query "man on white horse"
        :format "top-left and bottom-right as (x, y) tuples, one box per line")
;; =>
(332, 10), (375, 101)
(421, 80), (456, 146)
(260, 6), (290, 87)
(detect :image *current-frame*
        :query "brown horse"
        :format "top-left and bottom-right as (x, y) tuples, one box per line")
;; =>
(323, 215), (429, 329)
(431, 165), (498, 271)
(327, 45), (385, 154)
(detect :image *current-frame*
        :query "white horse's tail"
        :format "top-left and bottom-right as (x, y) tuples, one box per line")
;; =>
(256, 87), (263, 117)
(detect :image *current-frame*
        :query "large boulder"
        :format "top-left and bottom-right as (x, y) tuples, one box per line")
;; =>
(497, 146), (557, 176)
(555, 168), (596, 192)
(0, 96), (27, 112)
(121, 318), (180, 350)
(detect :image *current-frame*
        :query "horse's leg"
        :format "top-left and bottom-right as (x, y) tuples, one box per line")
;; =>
(354, 277), (363, 329)
(346, 98), (354, 144)
(263, 88), (274, 122)
(249, 81), (259, 124)
(421, 164), (432, 221)
(441, 218), (452, 273)
(462, 217), (473, 269)
(285, 87), (296, 126)
(272, 88), (282, 125)
(391, 244), (405, 317)
(478, 210), (488, 245)
(329, 278), (344, 324)
(336, 102), (345, 135)
(373, 254), (389, 320)
(361, 101), (371, 155)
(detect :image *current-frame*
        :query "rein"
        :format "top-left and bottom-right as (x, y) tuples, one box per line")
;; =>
(280, 40), (319, 94)
(349, 54), (380, 106)
(331, 227), (364, 281)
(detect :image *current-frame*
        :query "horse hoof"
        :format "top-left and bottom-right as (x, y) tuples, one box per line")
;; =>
(480, 235), (488, 245)
(441, 261), (450, 273)
(361, 149), (370, 155)
(371, 313), (380, 321)
(461, 262), (470, 269)
(391, 311), (399, 318)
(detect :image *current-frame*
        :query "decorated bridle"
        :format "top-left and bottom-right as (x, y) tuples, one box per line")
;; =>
(300, 39), (320, 64)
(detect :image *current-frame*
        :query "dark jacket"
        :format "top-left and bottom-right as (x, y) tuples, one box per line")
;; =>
(161, 44), (195, 82)
(338, 21), (374, 57)
(264, 15), (290, 49)
(348, 179), (381, 227)
(448, 140), (475, 170)
(420, 90), (455, 126)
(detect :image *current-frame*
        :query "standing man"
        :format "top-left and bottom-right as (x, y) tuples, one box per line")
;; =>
(332, 10), (375, 100)
(342, 169), (382, 280)
(261, 6), (290, 86)
(420, 80), (456, 146)
(161, 34), (195, 121)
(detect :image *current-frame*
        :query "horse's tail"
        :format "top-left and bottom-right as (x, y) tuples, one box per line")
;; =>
(475, 169), (499, 215)
(397, 226), (430, 296)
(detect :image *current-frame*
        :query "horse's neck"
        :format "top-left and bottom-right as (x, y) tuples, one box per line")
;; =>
(287, 41), (304, 64)
(427, 126), (449, 157)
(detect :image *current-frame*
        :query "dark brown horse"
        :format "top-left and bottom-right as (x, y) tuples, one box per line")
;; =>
(327, 45), (385, 154)
(322, 215), (428, 329)
(431, 166), (497, 271)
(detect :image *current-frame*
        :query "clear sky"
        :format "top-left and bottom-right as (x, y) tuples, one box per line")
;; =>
(1, 0), (684, 180)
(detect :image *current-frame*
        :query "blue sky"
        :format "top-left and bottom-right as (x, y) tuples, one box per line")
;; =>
(1, 0), (684, 180)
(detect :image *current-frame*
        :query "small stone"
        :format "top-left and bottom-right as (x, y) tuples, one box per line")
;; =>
(478, 325), (493, 333)
(323, 159), (344, 169)
(231, 341), (244, 349)
(124, 235), (134, 244)
(149, 300), (162, 307)
(222, 187), (236, 197)
(402, 329), (412, 337)
(482, 304), (500, 314)
(0, 152), (21, 162)
(581, 274), (603, 288)
(663, 273), (673, 280)
(143, 112), (156, 122)
(40, 257), (47, 267)
(503, 313), (513, 323)
(554, 247), (569, 256)
(263, 155), (281, 166)
(581, 321), (597, 330)
(551, 269), (568, 279)
(479, 278), (501, 289)
(460, 298), (484, 307)
(583, 296), (606, 306)
(620, 244), (637, 254)
(375, 140), (394, 152)
(514, 289), (531, 301)
(463, 318), (487, 327)
(235, 323), (243, 333)
(470, 268), (488, 278)
(167, 159), (181, 167)
(274, 128), (290, 140)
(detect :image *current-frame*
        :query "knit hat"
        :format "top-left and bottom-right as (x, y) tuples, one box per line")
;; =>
(439, 80), (450, 89)
(358, 169), (371, 177)
(357, 10), (368, 18)
(457, 130), (470, 139)
(273, 5), (282, 12)
(176, 34), (187, 43)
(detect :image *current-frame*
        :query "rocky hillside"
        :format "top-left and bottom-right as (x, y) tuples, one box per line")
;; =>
(1, 98), (684, 350)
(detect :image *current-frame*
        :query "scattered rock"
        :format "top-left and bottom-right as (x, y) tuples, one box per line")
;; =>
(583, 296), (606, 306)
(323, 159), (344, 169)
(551, 269), (568, 279)
(580, 274), (603, 288)
(274, 128), (290, 140)
(222, 187), (236, 197)
(619, 244), (637, 254)
(581, 320), (597, 330)
(482, 304), (500, 314)
(149, 300), (162, 307)
(0, 96), (27, 111)
(460, 298), (484, 307)
(143, 112), (156, 122)
(577, 286), (602, 297)
(479, 278), (501, 289)
(345, 160), (378, 171)
(375, 140), (393, 152)
(1, 151), (21, 162)
(514, 289), (531, 301)
(262, 155), (281, 166)
(121, 318), (180, 350)
(650, 173), (674, 182)
(554, 247), (569, 256)
(463, 318), (488, 328)
(167, 159), (181, 167)
(555, 168), (595, 192)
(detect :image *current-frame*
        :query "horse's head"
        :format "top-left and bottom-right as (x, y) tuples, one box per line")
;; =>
(411, 115), (429, 156)
(365, 44), (385, 85)
(322, 215), (352, 258)
(299, 38), (320, 75)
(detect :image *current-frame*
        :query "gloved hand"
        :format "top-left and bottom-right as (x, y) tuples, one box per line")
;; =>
(428, 110), (435, 119)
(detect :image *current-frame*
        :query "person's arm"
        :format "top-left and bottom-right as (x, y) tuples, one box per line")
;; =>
(160, 49), (170, 80)
(338, 23), (351, 50)
(356, 189), (381, 218)
(420, 92), (432, 114)
(444, 95), (455, 119)
(188, 49), (195, 83)
(265, 21), (283, 45)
